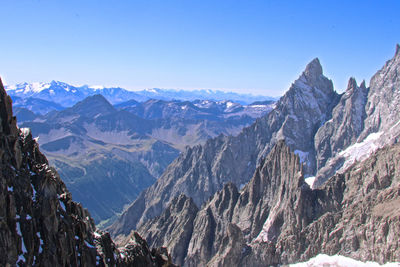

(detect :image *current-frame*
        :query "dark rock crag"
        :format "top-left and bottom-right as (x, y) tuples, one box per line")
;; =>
(0, 78), (175, 266)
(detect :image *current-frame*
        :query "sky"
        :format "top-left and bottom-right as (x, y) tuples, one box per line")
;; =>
(0, 0), (399, 97)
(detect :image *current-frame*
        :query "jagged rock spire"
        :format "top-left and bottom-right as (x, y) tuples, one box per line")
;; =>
(347, 77), (358, 90)
(360, 80), (366, 89)
(304, 58), (323, 81)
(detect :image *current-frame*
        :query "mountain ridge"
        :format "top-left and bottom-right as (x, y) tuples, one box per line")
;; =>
(108, 55), (340, 236)
(6, 81), (277, 107)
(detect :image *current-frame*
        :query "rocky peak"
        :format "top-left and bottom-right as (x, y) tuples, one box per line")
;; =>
(360, 79), (366, 89)
(0, 77), (18, 136)
(261, 57), (339, 175)
(303, 57), (323, 81)
(347, 77), (358, 90)
(313, 76), (369, 184)
(362, 45), (400, 137)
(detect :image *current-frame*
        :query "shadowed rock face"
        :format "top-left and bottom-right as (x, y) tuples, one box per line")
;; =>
(0, 78), (176, 266)
(109, 57), (340, 238)
(314, 78), (369, 171)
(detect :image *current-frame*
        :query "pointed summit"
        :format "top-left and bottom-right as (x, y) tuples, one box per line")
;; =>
(396, 44), (400, 57)
(360, 80), (366, 89)
(304, 58), (323, 80)
(68, 94), (116, 117)
(347, 77), (358, 90)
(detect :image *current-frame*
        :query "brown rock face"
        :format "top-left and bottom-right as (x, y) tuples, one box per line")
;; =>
(0, 78), (176, 266)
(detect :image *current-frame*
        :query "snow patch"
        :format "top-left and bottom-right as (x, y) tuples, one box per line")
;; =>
(94, 232), (101, 238)
(90, 85), (105, 90)
(305, 176), (315, 188)
(339, 131), (383, 170)
(248, 104), (267, 108)
(20, 128), (31, 137)
(290, 254), (399, 267)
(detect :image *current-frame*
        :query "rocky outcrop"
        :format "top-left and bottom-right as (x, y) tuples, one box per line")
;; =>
(314, 78), (368, 171)
(0, 78), (175, 266)
(109, 57), (340, 237)
(138, 194), (199, 266)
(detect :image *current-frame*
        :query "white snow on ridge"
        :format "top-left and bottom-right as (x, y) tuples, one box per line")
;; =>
(304, 176), (315, 188)
(90, 85), (105, 90)
(339, 131), (383, 171)
(290, 254), (399, 267)
(30, 82), (51, 93)
(226, 101), (234, 108)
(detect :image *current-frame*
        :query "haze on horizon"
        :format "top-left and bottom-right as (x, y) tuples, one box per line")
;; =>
(0, 0), (399, 97)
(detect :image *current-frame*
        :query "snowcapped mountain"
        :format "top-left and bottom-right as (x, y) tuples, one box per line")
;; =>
(6, 80), (145, 107)
(5, 81), (277, 108)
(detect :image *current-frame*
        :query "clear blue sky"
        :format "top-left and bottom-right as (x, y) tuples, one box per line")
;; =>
(0, 0), (399, 96)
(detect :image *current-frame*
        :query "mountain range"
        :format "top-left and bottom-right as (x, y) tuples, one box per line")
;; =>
(108, 45), (400, 266)
(5, 81), (277, 114)
(2, 45), (399, 266)
(16, 94), (274, 226)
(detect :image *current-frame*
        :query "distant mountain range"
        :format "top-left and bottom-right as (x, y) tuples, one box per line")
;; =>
(5, 81), (277, 114)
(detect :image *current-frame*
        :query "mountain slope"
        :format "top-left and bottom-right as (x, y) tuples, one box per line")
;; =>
(18, 94), (271, 225)
(19, 95), (173, 224)
(109, 57), (340, 236)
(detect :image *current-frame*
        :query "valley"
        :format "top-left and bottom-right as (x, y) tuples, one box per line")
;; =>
(8, 86), (274, 226)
